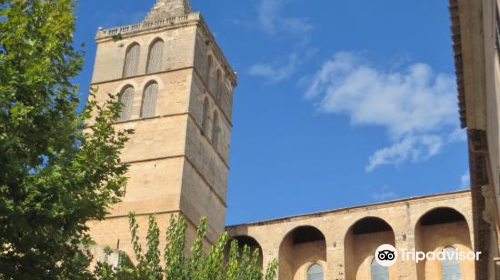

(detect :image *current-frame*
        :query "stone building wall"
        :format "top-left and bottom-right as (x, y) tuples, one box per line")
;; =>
(449, 0), (500, 278)
(87, 3), (237, 257)
(227, 190), (474, 280)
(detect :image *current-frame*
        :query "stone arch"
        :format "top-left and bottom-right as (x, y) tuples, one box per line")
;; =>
(279, 225), (327, 280)
(146, 38), (164, 74)
(118, 85), (135, 121)
(344, 217), (396, 280)
(414, 207), (474, 280)
(123, 42), (140, 78)
(225, 235), (264, 267)
(140, 80), (159, 118)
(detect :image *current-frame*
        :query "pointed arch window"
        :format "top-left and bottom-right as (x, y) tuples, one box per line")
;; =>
(123, 43), (140, 78)
(307, 264), (323, 280)
(141, 82), (159, 118)
(202, 97), (210, 133)
(371, 258), (389, 280)
(147, 39), (164, 74)
(441, 247), (462, 280)
(206, 55), (213, 89)
(119, 86), (135, 121)
(212, 110), (220, 147)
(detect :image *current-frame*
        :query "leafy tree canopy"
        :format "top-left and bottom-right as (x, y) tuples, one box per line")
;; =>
(95, 214), (278, 280)
(0, 1), (131, 279)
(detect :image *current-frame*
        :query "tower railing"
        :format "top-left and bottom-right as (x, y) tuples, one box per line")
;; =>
(96, 14), (192, 39)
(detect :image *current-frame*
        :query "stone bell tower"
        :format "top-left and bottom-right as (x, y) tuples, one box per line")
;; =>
(87, 0), (237, 255)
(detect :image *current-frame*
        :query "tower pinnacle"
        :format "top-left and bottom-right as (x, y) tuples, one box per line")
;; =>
(145, 0), (192, 21)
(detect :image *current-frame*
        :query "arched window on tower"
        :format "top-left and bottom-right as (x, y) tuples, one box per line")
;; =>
(202, 97), (210, 134)
(371, 258), (389, 280)
(119, 86), (135, 121)
(307, 264), (324, 280)
(146, 39), (164, 74)
(123, 43), (140, 78)
(215, 69), (222, 101)
(441, 247), (462, 280)
(141, 82), (159, 118)
(206, 55), (213, 89)
(212, 110), (220, 147)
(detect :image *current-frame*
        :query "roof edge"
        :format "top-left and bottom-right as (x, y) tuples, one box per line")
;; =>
(226, 189), (472, 228)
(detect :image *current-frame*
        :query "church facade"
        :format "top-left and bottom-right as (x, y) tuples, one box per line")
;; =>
(87, 1), (478, 279)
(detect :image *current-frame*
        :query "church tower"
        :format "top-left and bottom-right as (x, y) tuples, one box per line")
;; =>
(88, 0), (237, 254)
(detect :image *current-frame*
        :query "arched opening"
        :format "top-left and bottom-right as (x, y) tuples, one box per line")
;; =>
(279, 226), (326, 280)
(344, 217), (395, 280)
(211, 111), (220, 147)
(415, 207), (473, 280)
(307, 263), (324, 280)
(225, 236), (264, 267)
(140, 81), (158, 118)
(118, 85), (135, 121)
(146, 38), (164, 74)
(123, 43), (140, 78)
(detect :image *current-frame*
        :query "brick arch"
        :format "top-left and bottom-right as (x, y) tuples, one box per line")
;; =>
(344, 216), (396, 280)
(279, 225), (327, 280)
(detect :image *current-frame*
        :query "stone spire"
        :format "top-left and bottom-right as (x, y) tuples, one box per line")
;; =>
(145, 0), (192, 21)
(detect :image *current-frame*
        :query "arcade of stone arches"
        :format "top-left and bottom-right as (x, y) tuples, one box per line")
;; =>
(228, 207), (474, 280)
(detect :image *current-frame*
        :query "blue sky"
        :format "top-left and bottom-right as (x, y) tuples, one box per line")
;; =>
(73, 0), (469, 226)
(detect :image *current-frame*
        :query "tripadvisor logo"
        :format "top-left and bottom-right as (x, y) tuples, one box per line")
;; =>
(375, 244), (482, 267)
(375, 244), (398, 267)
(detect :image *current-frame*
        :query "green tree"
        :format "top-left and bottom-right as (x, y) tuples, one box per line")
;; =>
(94, 214), (278, 280)
(0, 1), (131, 279)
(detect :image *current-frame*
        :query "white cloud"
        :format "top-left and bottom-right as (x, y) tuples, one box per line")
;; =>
(305, 52), (462, 171)
(372, 186), (398, 201)
(257, 0), (312, 35)
(366, 135), (444, 172)
(460, 171), (471, 189)
(249, 53), (299, 83)
(249, 49), (316, 83)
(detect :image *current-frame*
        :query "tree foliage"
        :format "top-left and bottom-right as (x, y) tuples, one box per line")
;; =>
(94, 214), (278, 280)
(0, 1), (131, 279)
